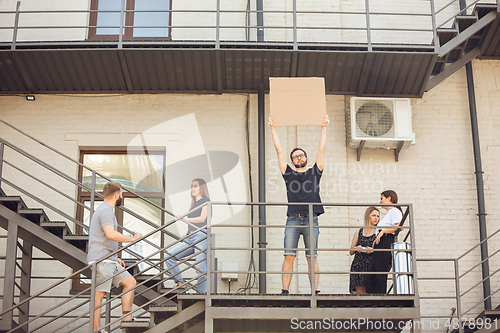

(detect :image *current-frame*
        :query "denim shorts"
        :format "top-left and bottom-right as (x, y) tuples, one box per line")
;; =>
(284, 216), (319, 257)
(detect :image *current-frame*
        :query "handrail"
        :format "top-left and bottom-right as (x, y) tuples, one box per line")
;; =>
(0, 199), (417, 332)
(415, 221), (500, 331)
(4, 210), (209, 333)
(0, 1), (438, 48)
(436, 0), (481, 29)
(0, 121), (175, 222)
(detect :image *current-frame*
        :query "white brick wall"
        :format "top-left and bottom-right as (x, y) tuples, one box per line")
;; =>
(1, 60), (500, 329)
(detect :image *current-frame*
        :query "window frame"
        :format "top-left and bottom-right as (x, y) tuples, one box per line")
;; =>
(88, 0), (172, 40)
(72, 149), (166, 291)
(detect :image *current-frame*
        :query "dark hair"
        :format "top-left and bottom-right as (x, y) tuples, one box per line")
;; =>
(189, 178), (210, 210)
(381, 190), (402, 213)
(103, 181), (122, 198)
(290, 147), (307, 161)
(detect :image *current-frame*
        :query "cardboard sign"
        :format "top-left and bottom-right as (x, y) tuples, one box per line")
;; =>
(270, 77), (326, 127)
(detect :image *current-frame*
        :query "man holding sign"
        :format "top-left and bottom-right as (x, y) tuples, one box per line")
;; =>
(268, 114), (329, 295)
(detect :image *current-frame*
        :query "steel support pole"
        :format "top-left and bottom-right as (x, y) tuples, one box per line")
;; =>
(455, 259), (464, 333)
(90, 171), (96, 228)
(465, 62), (491, 310)
(258, 85), (267, 294)
(0, 142), (4, 189)
(206, 202), (213, 333)
(256, 0), (264, 41)
(18, 240), (33, 329)
(308, 204), (316, 308)
(89, 262), (97, 333)
(365, 0), (372, 52)
(118, 0), (125, 49)
(2, 222), (18, 327)
(11, 1), (21, 50)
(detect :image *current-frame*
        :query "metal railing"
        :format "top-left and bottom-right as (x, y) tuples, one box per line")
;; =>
(0, 0), (446, 50)
(416, 226), (500, 333)
(0, 115), (498, 332)
(0, 118), (213, 331)
(0, 200), (418, 333)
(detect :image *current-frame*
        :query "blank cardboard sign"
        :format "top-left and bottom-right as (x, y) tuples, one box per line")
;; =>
(270, 77), (326, 127)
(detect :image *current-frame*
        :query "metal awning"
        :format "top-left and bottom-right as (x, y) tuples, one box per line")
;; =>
(0, 45), (437, 97)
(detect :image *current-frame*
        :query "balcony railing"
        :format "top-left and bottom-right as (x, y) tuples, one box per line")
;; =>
(0, 0), (460, 50)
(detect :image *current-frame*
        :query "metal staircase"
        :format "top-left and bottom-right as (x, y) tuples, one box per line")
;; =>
(0, 120), (211, 333)
(0, 175), (208, 333)
(427, 1), (500, 90)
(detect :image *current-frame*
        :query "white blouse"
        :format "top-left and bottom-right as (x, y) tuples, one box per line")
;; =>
(376, 208), (403, 235)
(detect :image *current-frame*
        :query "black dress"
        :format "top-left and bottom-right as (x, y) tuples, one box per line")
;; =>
(370, 233), (395, 294)
(349, 228), (377, 293)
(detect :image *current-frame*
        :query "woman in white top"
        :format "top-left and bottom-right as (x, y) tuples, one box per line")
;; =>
(369, 190), (403, 294)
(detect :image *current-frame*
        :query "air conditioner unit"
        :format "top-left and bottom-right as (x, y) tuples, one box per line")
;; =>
(347, 97), (414, 149)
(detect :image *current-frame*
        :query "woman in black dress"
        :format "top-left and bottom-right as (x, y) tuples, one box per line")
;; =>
(349, 206), (380, 294)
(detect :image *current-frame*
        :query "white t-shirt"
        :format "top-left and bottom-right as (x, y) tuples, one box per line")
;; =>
(376, 208), (403, 235)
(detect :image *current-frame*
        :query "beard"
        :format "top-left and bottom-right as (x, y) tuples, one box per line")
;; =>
(115, 196), (123, 207)
(293, 160), (307, 168)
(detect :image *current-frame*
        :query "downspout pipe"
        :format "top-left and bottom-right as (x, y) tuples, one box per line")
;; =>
(258, 85), (267, 294)
(466, 61), (491, 310)
(257, 0), (264, 41)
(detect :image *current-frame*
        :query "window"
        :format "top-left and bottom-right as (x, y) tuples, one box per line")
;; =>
(73, 150), (166, 291)
(88, 0), (171, 40)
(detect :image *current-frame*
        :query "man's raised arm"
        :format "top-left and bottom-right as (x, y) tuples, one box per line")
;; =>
(268, 117), (288, 174)
(316, 115), (330, 171)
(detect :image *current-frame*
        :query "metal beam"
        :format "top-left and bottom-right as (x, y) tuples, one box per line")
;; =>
(0, 205), (88, 270)
(209, 306), (419, 320)
(466, 61), (491, 310)
(426, 47), (481, 91)
(479, 12), (500, 56)
(2, 222), (18, 327)
(18, 240), (33, 328)
(144, 301), (205, 333)
(183, 320), (204, 333)
(438, 11), (496, 58)
(258, 85), (267, 294)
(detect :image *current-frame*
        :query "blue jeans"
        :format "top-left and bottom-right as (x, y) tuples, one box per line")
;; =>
(284, 216), (319, 257)
(165, 230), (207, 293)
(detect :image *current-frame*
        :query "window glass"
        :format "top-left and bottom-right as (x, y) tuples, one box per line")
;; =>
(95, 0), (126, 35)
(133, 0), (170, 38)
(82, 154), (164, 193)
(121, 198), (163, 274)
(82, 200), (105, 235)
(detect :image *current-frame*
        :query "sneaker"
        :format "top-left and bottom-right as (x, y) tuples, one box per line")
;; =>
(281, 289), (289, 295)
(315, 290), (321, 295)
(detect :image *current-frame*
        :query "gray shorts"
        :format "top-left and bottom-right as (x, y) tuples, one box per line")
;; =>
(95, 261), (131, 292)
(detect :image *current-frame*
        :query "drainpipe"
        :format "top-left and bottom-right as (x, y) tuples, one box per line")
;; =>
(258, 85), (267, 293)
(257, 0), (264, 41)
(466, 62), (491, 310)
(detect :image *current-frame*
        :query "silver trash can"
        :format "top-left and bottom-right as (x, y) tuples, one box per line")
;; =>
(392, 242), (414, 294)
